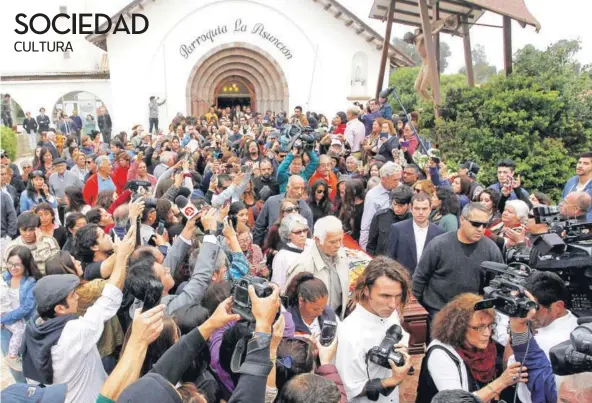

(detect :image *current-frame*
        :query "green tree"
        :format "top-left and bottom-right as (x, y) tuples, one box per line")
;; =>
(393, 37), (451, 73)
(0, 126), (17, 160)
(459, 44), (498, 84)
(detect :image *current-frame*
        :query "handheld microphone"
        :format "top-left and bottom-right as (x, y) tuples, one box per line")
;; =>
(175, 195), (198, 220)
(379, 86), (396, 99)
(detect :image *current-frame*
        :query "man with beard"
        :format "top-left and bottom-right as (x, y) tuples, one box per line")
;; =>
(253, 159), (279, 200)
(367, 185), (413, 257)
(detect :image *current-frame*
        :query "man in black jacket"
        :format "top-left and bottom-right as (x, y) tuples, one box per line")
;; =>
(36, 107), (50, 133)
(253, 159), (279, 200)
(366, 185), (413, 256)
(97, 106), (113, 145)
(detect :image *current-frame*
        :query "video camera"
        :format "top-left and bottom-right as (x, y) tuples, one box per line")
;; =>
(504, 206), (592, 315)
(278, 124), (317, 153)
(474, 262), (538, 318)
(231, 275), (274, 322)
(367, 324), (406, 369)
(128, 179), (157, 208)
(550, 317), (592, 375)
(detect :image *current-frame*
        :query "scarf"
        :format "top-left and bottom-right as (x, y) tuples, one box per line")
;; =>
(455, 341), (496, 384)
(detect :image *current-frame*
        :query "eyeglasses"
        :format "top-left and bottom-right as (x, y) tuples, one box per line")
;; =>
(291, 228), (309, 235)
(316, 189), (325, 194)
(22, 166), (31, 169)
(6, 262), (23, 269)
(86, 161), (93, 165)
(464, 218), (488, 228)
(283, 207), (300, 214)
(468, 323), (496, 333)
(31, 170), (44, 177)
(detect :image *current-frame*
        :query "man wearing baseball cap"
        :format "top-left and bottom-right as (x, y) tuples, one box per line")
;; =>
(21, 227), (136, 403)
(1, 383), (66, 403)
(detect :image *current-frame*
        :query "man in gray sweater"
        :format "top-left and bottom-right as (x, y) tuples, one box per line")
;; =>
(412, 203), (503, 320)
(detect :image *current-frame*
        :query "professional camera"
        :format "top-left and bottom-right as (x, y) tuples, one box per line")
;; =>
(474, 262), (538, 318)
(231, 275), (274, 322)
(504, 206), (592, 315)
(128, 180), (157, 207)
(278, 124), (317, 152)
(550, 317), (592, 375)
(320, 320), (338, 347)
(367, 324), (406, 369)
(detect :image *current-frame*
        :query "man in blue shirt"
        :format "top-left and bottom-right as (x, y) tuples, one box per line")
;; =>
(378, 96), (393, 120)
(562, 151), (592, 221)
(360, 99), (382, 137)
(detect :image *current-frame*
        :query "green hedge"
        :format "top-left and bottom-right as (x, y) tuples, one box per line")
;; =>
(0, 126), (17, 160)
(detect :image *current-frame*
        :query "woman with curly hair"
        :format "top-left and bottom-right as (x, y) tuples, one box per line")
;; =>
(416, 293), (529, 403)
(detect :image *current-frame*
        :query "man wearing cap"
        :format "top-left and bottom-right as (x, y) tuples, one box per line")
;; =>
(22, 229), (135, 403)
(48, 158), (83, 204)
(459, 160), (484, 201)
(83, 156), (115, 206)
(367, 185), (413, 257)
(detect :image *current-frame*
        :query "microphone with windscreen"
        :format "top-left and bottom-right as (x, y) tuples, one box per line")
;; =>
(175, 195), (198, 220)
(178, 187), (192, 199)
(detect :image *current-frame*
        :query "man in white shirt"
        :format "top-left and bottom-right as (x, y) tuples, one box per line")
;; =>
(344, 105), (366, 157)
(386, 192), (443, 274)
(506, 271), (579, 403)
(359, 162), (402, 250)
(22, 226), (136, 403)
(336, 256), (413, 403)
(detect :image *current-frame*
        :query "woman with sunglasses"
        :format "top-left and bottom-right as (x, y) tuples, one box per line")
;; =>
(417, 293), (528, 403)
(271, 214), (312, 288)
(263, 198), (299, 267)
(308, 179), (333, 226)
(19, 170), (57, 213)
(1, 246), (42, 380)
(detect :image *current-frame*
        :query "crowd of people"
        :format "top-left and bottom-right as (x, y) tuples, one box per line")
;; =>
(0, 95), (591, 403)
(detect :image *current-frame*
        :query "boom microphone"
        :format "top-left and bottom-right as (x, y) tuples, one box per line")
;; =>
(379, 86), (396, 99)
(175, 195), (198, 220)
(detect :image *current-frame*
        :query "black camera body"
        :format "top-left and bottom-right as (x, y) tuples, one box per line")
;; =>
(231, 275), (274, 322)
(474, 262), (538, 318)
(129, 179), (157, 208)
(367, 324), (406, 369)
(320, 320), (338, 347)
(279, 124), (316, 152)
(550, 318), (592, 375)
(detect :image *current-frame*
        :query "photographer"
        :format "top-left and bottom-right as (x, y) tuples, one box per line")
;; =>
(505, 271), (578, 403)
(335, 256), (412, 403)
(277, 146), (319, 193)
(416, 293), (529, 403)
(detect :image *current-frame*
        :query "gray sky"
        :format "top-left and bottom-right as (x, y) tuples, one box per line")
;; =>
(342, 0), (592, 74)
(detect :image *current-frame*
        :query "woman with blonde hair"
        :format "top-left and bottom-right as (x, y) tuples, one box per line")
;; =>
(416, 293), (529, 403)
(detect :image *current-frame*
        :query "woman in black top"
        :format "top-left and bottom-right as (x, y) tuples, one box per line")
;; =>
(338, 179), (365, 242)
(307, 179), (333, 225)
(33, 202), (68, 248)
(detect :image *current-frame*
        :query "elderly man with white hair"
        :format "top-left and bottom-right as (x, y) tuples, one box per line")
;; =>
(284, 215), (349, 319)
(344, 105), (365, 157)
(82, 155), (115, 206)
(559, 372), (592, 402)
(153, 151), (177, 179)
(359, 162), (402, 250)
(271, 213), (313, 288)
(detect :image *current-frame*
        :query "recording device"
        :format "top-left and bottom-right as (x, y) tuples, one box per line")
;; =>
(504, 206), (592, 314)
(128, 180), (156, 207)
(231, 275), (274, 322)
(474, 262), (538, 318)
(379, 86), (396, 99)
(320, 320), (338, 346)
(550, 317), (592, 375)
(367, 324), (406, 368)
(278, 124), (316, 152)
(127, 275), (164, 313)
(175, 195), (199, 220)
(157, 220), (165, 235)
(400, 141), (409, 148)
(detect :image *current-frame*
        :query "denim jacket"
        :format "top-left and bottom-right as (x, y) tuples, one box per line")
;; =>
(1, 272), (37, 325)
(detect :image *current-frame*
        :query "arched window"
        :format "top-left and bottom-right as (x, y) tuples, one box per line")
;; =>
(0, 94), (25, 127)
(350, 52), (368, 96)
(53, 91), (109, 123)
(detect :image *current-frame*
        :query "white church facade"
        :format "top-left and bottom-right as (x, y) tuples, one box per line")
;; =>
(1, 0), (412, 131)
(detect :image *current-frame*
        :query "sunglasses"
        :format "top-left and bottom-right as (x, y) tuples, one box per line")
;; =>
(465, 218), (488, 228)
(316, 189), (325, 194)
(31, 170), (44, 177)
(283, 207), (300, 214)
(291, 228), (308, 235)
(86, 161), (93, 164)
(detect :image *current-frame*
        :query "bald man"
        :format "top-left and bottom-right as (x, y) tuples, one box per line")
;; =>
(253, 175), (314, 246)
(308, 154), (338, 201)
(558, 373), (592, 403)
(560, 191), (591, 222)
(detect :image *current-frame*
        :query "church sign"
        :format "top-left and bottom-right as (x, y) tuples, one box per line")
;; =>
(179, 18), (293, 60)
